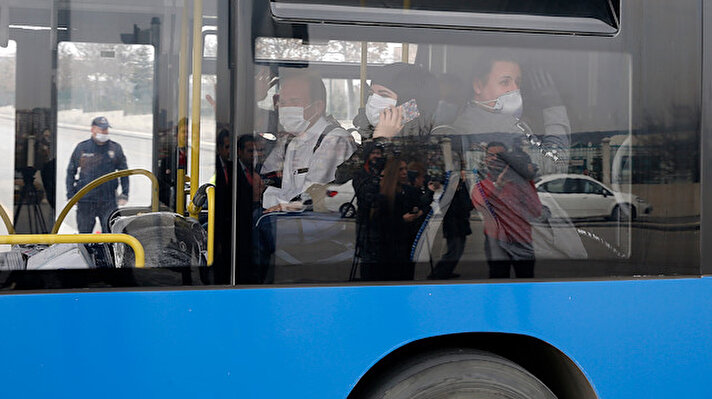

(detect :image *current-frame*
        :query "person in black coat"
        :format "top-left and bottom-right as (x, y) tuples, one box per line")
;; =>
(428, 173), (474, 279)
(233, 134), (267, 284)
(213, 129), (233, 283)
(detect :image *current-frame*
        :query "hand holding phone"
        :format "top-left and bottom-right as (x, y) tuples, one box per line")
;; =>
(400, 99), (420, 124)
(373, 106), (404, 138)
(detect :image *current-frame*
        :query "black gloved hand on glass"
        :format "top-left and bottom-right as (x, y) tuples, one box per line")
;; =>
(527, 69), (563, 109)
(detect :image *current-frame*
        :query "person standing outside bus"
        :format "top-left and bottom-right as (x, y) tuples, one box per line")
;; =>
(66, 116), (129, 233)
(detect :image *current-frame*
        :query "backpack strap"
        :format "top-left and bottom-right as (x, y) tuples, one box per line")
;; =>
(282, 122), (343, 158)
(313, 123), (342, 153)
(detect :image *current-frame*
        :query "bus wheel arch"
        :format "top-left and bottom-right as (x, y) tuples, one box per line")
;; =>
(348, 332), (598, 399)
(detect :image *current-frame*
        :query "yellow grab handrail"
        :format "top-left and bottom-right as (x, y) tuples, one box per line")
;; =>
(53, 168), (159, 234)
(0, 233), (146, 267)
(0, 202), (14, 234)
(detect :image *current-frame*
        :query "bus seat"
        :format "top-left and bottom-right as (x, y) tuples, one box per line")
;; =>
(110, 212), (206, 268)
(0, 250), (26, 270)
(106, 205), (173, 232)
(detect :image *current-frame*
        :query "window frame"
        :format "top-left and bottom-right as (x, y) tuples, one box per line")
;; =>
(269, 0), (620, 35)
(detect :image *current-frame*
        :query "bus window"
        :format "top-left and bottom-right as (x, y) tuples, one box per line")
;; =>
(56, 42), (155, 234)
(255, 38), (417, 64)
(0, 0), (228, 283)
(203, 33), (217, 58)
(0, 40), (15, 238)
(241, 20), (696, 283)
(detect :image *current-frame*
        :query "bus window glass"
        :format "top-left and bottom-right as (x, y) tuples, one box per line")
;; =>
(242, 30), (697, 284)
(56, 42), (155, 234)
(0, 0), (227, 284)
(203, 33), (217, 58)
(0, 40), (15, 238)
(256, 38), (417, 64)
(188, 72), (217, 188)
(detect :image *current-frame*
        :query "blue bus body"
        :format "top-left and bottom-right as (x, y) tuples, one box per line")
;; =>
(2, 277), (710, 398)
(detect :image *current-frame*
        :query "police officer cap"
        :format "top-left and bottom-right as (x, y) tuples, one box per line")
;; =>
(91, 116), (111, 129)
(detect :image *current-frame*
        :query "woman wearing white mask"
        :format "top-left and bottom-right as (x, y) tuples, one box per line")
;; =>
(353, 63), (439, 141)
(451, 52), (586, 269)
(452, 52), (571, 176)
(336, 63), (440, 187)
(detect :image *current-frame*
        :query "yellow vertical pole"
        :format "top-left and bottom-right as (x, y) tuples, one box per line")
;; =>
(176, 0), (190, 215)
(402, 0), (410, 62)
(189, 0), (204, 214)
(206, 185), (215, 265)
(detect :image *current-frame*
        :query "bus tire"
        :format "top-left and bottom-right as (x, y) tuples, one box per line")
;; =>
(363, 349), (557, 399)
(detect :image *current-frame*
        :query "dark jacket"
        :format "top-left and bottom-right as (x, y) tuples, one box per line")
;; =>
(213, 156), (233, 282)
(66, 138), (128, 203)
(442, 181), (474, 239)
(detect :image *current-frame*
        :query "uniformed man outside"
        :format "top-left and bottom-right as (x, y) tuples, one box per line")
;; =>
(66, 116), (129, 233)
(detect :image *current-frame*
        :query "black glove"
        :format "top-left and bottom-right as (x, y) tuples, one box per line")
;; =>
(527, 69), (563, 109)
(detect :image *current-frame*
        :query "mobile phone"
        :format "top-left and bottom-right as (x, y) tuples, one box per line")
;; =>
(400, 99), (420, 124)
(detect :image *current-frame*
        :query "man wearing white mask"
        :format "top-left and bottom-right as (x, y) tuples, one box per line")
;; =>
(452, 52), (571, 175)
(66, 116), (129, 233)
(261, 71), (356, 210)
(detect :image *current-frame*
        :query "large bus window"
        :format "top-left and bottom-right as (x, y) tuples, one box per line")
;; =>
(240, 24), (697, 283)
(0, 0), (227, 286)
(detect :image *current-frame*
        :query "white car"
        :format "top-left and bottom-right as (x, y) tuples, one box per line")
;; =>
(324, 180), (357, 218)
(535, 174), (652, 221)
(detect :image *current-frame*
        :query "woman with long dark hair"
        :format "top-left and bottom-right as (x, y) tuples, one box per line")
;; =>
(358, 158), (425, 281)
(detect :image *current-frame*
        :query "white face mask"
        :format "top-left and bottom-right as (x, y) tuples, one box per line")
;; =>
(94, 133), (110, 143)
(279, 105), (313, 134)
(476, 89), (523, 119)
(365, 93), (397, 126)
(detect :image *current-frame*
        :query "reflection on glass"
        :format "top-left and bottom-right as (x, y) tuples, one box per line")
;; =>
(241, 37), (694, 284)
(256, 38), (417, 64)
